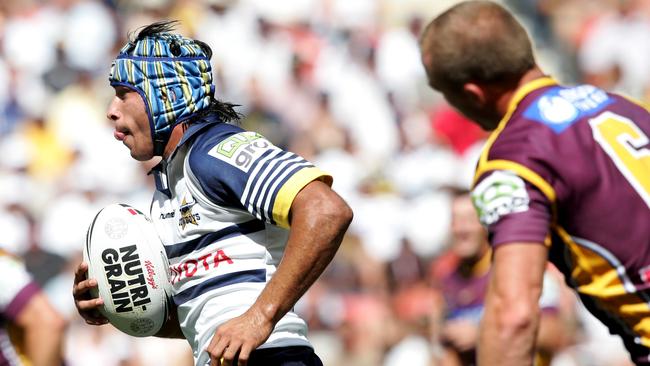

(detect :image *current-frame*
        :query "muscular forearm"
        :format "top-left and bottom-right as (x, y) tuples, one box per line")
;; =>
(478, 297), (540, 365)
(478, 243), (547, 366)
(250, 182), (352, 324)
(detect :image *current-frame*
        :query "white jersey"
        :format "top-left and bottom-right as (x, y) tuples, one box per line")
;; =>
(150, 122), (331, 366)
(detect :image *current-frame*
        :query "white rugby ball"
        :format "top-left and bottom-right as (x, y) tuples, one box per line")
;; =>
(83, 203), (171, 337)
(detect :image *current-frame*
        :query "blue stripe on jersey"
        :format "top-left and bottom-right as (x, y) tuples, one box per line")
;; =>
(264, 163), (312, 224)
(252, 155), (303, 211)
(257, 162), (314, 224)
(173, 268), (267, 305)
(245, 152), (298, 222)
(165, 220), (265, 259)
(237, 149), (278, 214)
(239, 150), (288, 209)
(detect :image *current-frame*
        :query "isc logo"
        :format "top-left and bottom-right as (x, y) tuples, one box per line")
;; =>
(208, 132), (276, 172)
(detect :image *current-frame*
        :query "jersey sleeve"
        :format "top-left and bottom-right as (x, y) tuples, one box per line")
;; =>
(0, 252), (39, 321)
(471, 169), (552, 247)
(187, 127), (332, 228)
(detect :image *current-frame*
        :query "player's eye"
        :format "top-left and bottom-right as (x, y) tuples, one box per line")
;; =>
(115, 86), (131, 99)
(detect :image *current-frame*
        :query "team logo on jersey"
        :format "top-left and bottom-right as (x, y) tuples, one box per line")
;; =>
(524, 85), (613, 133)
(207, 132), (275, 173)
(178, 194), (200, 229)
(472, 170), (530, 226)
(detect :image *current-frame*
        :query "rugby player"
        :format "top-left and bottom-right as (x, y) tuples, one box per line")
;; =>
(72, 21), (353, 366)
(432, 190), (568, 365)
(420, 1), (650, 365)
(1, 249), (66, 366)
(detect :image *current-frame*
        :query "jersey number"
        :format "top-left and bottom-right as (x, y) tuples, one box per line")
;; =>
(590, 111), (650, 208)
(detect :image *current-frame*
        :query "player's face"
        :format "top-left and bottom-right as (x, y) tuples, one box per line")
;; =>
(107, 86), (154, 161)
(450, 194), (488, 259)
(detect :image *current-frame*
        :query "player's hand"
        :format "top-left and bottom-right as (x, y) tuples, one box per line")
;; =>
(72, 262), (108, 326)
(206, 307), (274, 366)
(442, 319), (479, 352)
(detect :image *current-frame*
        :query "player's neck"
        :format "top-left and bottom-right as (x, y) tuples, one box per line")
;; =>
(495, 66), (545, 118)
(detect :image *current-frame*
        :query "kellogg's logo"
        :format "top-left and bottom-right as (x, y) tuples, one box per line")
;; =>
(144, 260), (158, 289)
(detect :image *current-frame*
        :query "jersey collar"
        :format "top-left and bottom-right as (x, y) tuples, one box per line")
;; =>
(477, 76), (558, 168)
(500, 76), (558, 129)
(167, 115), (225, 162)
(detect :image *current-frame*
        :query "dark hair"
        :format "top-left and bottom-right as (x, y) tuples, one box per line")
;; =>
(420, 1), (535, 92)
(131, 20), (179, 41)
(131, 20), (241, 124)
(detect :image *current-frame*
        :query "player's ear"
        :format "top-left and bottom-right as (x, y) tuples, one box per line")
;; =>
(463, 82), (487, 107)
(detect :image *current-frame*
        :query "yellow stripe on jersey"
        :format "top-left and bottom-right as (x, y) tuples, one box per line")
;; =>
(473, 159), (556, 203)
(555, 226), (650, 342)
(472, 78), (560, 232)
(272, 168), (333, 228)
(473, 159), (558, 245)
(478, 77), (558, 167)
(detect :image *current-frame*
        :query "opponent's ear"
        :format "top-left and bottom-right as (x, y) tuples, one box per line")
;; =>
(463, 82), (487, 106)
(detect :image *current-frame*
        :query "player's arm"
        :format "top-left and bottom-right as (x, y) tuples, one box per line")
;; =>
(478, 242), (548, 366)
(206, 180), (353, 366)
(14, 292), (67, 366)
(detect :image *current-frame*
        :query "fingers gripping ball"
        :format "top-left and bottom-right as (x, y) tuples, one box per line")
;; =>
(83, 203), (172, 337)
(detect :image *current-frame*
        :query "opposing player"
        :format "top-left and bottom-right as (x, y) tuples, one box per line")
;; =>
(72, 21), (353, 366)
(432, 190), (568, 366)
(1, 248), (66, 366)
(420, 1), (650, 365)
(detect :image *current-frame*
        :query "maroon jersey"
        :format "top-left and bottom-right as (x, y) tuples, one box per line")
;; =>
(0, 250), (40, 366)
(471, 77), (650, 363)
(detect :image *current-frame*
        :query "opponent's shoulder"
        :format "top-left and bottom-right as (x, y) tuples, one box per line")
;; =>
(485, 84), (617, 163)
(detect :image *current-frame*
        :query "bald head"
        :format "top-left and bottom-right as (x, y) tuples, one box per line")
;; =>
(420, 1), (535, 93)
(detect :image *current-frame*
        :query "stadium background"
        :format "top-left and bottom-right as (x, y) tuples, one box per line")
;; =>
(1, 0), (649, 365)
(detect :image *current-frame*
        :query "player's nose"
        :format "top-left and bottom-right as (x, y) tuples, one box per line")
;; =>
(106, 99), (120, 123)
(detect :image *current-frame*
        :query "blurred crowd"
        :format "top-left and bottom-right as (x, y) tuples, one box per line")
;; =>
(1, 0), (649, 365)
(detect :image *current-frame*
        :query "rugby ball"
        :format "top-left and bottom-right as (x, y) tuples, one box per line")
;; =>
(83, 203), (171, 337)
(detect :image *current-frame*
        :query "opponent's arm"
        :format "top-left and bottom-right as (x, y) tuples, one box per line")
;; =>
(478, 243), (547, 366)
(206, 180), (353, 366)
(15, 292), (67, 366)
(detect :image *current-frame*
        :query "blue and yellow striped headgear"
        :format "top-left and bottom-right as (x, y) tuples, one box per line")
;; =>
(109, 25), (215, 156)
